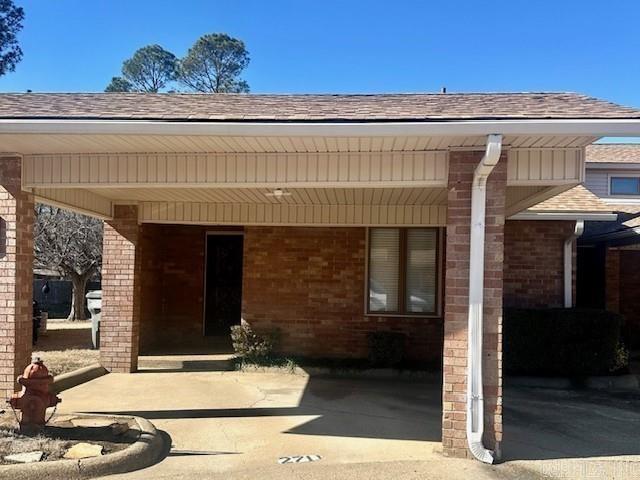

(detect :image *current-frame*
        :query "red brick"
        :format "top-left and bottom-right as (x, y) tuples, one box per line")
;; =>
(0, 157), (33, 399)
(442, 150), (505, 458)
(504, 220), (576, 308)
(242, 226), (443, 363)
(100, 205), (141, 373)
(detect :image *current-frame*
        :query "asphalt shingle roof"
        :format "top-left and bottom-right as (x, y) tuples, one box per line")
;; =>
(585, 144), (640, 164)
(0, 92), (638, 122)
(527, 185), (613, 213)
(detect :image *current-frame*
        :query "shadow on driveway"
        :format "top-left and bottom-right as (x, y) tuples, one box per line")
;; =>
(85, 376), (443, 442)
(504, 385), (640, 460)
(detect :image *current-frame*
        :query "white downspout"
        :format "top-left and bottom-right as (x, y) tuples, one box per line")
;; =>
(467, 134), (502, 464)
(564, 220), (584, 308)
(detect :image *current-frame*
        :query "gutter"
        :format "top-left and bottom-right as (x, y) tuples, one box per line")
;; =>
(1, 118), (640, 137)
(509, 212), (617, 221)
(564, 221), (584, 308)
(466, 133), (502, 464)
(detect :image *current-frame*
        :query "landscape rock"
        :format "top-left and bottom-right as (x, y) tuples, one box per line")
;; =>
(70, 418), (117, 428)
(4, 451), (44, 463)
(111, 422), (130, 435)
(63, 442), (104, 459)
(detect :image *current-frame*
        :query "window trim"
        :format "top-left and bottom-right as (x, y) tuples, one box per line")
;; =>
(365, 227), (443, 318)
(608, 174), (640, 197)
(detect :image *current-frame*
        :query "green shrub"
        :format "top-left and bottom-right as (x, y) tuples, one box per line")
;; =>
(367, 331), (406, 367)
(230, 324), (279, 361)
(504, 308), (629, 376)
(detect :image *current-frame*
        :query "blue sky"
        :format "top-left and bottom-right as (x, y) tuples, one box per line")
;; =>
(1, 0), (639, 123)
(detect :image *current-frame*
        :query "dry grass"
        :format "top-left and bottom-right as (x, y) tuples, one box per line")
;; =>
(32, 349), (100, 377)
(0, 429), (70, 463)
(33, 321), (98, 376)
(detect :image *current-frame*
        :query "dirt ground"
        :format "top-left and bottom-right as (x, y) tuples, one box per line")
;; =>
(33, 320), (99, 376)
(0, 413), (136, 464)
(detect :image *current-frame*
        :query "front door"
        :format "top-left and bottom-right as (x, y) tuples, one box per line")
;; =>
(204, 234), (244, 336)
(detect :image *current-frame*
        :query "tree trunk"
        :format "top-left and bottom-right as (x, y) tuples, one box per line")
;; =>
(67, 271), (91, 321)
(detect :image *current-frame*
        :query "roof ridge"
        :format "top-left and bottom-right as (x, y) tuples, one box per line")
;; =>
(0, 91), (585, 97)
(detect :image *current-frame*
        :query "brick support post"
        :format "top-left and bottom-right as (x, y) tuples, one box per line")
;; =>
(605, 248), (620, 313)
(100, 205), (141, 373)
(442, 151), (506, 458)
(0, 157), (34, 399)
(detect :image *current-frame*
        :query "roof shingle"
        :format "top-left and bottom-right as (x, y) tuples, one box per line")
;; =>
(586, 144), (640, 164)
(0, 92), (638, 122)
(527, 185), (613, 213)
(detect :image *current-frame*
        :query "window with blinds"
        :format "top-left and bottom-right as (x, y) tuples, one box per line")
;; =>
(368, 229), (400, 312)
(367, 228), (440, 315)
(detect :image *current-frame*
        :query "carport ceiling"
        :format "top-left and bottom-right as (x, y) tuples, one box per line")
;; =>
(0, 133), (598, 154)
(84, 186), (449, 205)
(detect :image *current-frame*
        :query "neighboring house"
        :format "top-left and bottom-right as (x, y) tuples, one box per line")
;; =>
(578, 144), (640, 348)
(0, 92), (639, 462)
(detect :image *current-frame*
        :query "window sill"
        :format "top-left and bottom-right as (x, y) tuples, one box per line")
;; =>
(365, 312), (441, 319)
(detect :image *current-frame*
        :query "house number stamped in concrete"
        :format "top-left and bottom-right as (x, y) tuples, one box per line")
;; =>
(278, 455), (322, 464)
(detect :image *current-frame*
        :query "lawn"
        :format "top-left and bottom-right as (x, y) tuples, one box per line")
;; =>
(33, 320), (99, 377)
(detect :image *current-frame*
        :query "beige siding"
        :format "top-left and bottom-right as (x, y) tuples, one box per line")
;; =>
(507, 148), (583, 185)
(33, 188), (112, 218)
(584, 170), (609, 197)
(22, 151), (449, 188)
(585, 167), (640, 198)
(25, 149), (585, 189)
(140, 202), (447, 226)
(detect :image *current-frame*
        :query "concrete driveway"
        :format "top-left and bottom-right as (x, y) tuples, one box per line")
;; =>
(57, 369), (503, 480)
(55, 367), (640, 480)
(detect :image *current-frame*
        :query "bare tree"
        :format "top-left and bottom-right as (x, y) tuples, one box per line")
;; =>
(34, 204), (103, 320)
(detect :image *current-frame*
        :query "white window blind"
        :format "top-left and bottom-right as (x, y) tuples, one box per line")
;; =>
(368, 229), (400, 312)
(406, 229), (437, 313)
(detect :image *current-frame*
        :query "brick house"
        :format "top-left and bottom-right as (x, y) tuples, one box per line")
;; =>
(0, 92), (638, 461)
(576, 144), (640, 348)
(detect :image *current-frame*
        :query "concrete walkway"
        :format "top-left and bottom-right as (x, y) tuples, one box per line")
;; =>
(57, 370), (504, 480)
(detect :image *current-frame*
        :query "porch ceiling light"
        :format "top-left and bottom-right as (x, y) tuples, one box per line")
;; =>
(265, 188), (292, 199)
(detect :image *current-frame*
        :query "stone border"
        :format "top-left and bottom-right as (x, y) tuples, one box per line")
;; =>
(52, 364), (108, 394)
(0, 415), (167, 480)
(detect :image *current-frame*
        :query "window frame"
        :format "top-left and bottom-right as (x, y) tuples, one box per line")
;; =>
(365, 227), (443, 318)
(609, 174), (640, 197)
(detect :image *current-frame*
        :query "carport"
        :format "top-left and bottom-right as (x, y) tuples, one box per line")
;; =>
(2, 92), (640, 462)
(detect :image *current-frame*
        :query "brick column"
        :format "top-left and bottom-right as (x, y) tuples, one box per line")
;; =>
(442, 151), (506, 458)
(605, 248), (620, 313)
(100, 205), (141, 373)
(0, 157), (34, 399)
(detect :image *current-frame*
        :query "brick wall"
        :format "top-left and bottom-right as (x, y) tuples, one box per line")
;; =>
(605, 248), (621, 313)
(617, 249), (640, 348)
(503, 220), (576, 308)
(242, 226), (443, 365)
(0, 157), (33, 398)
(138, 224), (241, 353)
(441, 151), (505, 458)
(100, 205), (141, 373)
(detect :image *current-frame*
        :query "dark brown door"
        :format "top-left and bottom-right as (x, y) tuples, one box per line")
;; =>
(204, 234), (243, 336)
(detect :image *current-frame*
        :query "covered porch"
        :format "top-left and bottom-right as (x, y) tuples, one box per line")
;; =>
(2, 91), (639, 460)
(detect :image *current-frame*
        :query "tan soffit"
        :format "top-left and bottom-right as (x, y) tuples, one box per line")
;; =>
(86, 187), (449, 206)
(0, 133), (598, 155)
